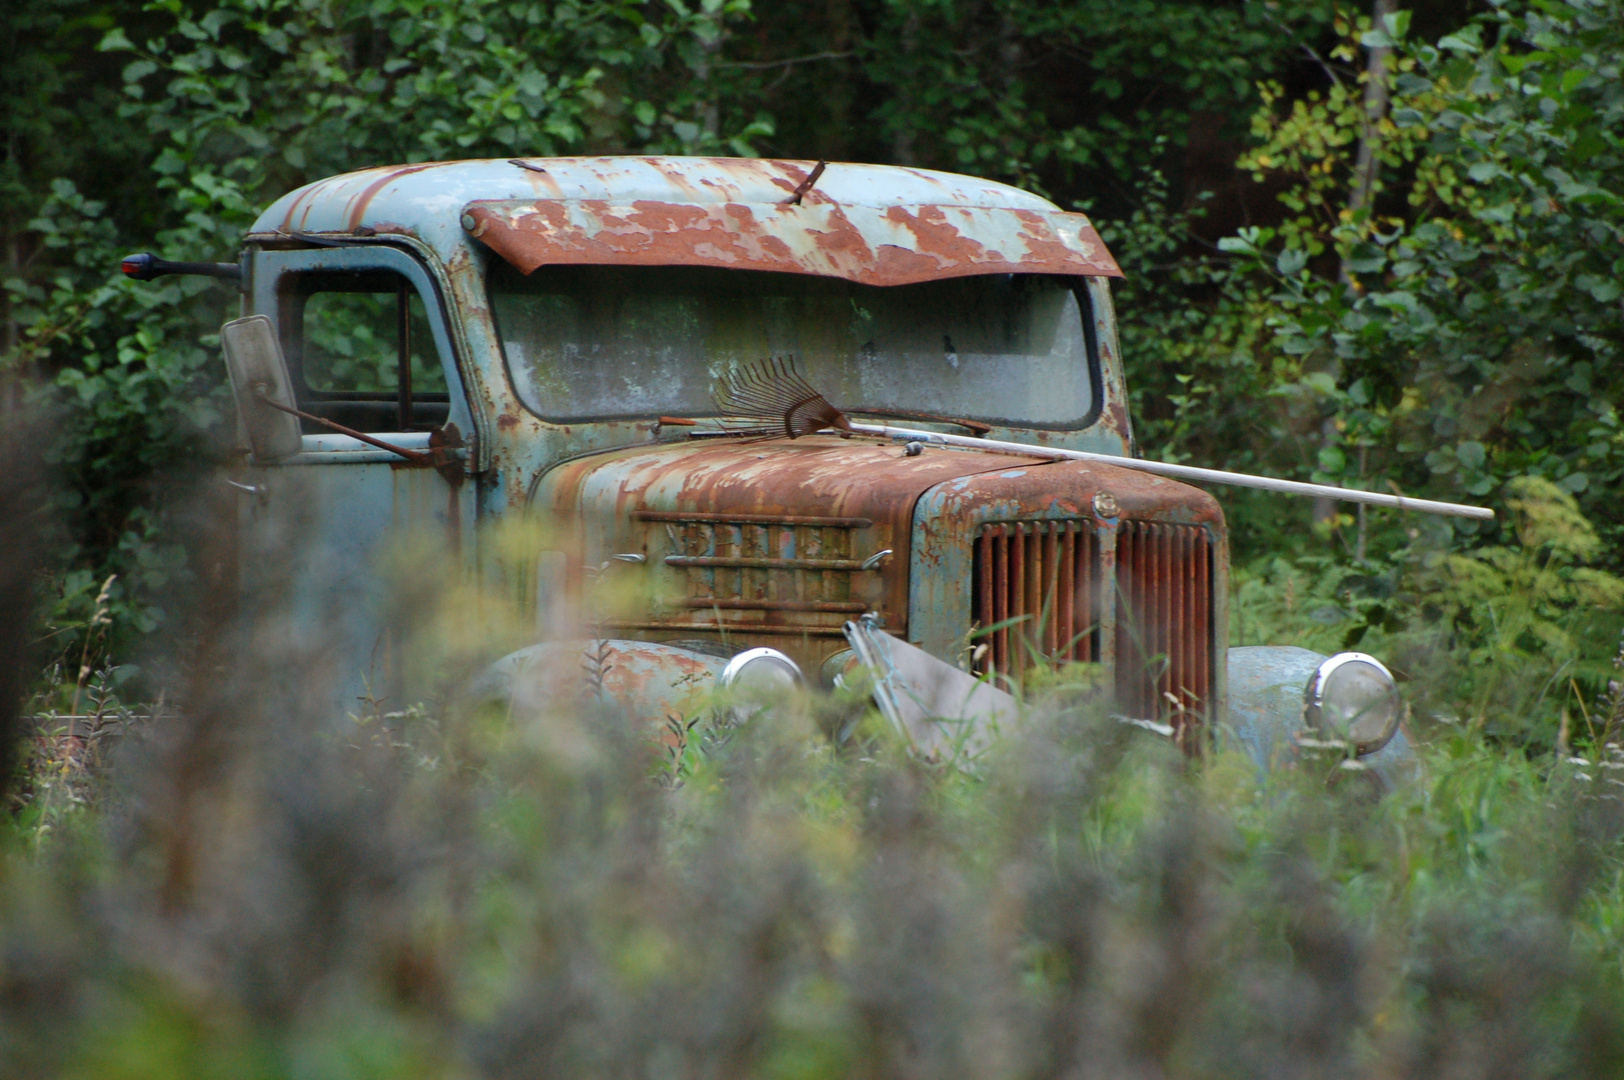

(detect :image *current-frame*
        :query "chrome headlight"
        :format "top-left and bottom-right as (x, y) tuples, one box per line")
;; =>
(720, 647), (805, 698)
(1304, 652), (1401, 754)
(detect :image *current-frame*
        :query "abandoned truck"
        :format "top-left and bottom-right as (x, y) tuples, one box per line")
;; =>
(124, 156), (1450, 771)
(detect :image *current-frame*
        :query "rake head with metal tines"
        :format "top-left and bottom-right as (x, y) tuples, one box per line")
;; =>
(714, 357), (851, 439)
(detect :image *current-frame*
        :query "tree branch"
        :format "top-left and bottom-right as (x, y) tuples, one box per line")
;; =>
(716, 50), (854, 72)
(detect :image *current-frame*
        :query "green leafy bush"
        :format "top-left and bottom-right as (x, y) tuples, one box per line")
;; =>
(1219, 0), (1624, 547)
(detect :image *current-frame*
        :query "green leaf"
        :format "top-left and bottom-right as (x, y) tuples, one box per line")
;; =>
(152, 149), (185, 175)
(1344, 243), (1385, 274)
(98, 28), (134, 52)
(1302, 372), (1338, 396)
(1457, 441), (1486, 470)
(1425, 449), (1456, 474)
(1578, 276), (1621, 303)
(1438, 26), (1482, 53)
(1391, 106), (1426, 128)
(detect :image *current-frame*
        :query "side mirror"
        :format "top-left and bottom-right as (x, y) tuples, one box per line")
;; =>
(220, 315), (302, 462)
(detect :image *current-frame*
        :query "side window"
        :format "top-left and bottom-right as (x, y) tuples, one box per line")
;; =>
(280, 269), (450, 433)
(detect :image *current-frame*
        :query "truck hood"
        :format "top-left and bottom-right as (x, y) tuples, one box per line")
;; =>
(533, 434), (1218, 644)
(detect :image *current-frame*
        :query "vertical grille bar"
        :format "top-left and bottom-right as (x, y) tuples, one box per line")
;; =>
(977, 527), (995, 670)
(1172, 525), (1188, 712)
(1194, 530), (1211, 709)
(1117, 522), (1140, 718)
(1043, 524), (1060, 659)
(1010, 523), (1027, 668)
(1079, 524), (1096, 665)
(991, 524), (1010, 674)
(1156, 524), (1172, 713)
(1180, 525), (1195, 709)
(1057, 523), (1074, 660)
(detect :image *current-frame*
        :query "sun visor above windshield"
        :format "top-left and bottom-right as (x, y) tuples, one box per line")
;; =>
(460, 200), (1121, 286)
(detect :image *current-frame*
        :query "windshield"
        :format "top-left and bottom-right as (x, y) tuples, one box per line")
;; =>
(488, 263), (1099, 428)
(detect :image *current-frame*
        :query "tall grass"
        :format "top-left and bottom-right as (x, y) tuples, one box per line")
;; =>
(5, 479), (1624, 1077)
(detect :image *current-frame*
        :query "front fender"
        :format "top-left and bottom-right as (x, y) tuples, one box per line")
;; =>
(1226, 645), (1323, 769)
(1226, 645), (1416, 787)
(470, 639), (727, 726)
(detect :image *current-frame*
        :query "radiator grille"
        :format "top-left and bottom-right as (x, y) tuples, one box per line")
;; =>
(972, 521), (1100, 675)
(972, 519), (1213, 723)
(1114, 520), (1213, 722)
(662, 518), (867, 613)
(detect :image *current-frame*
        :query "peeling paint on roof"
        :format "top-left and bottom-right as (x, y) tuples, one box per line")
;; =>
(249, 157), (1120, 283)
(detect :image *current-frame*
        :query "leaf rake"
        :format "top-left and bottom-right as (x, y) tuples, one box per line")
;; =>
(713, 357), (851, 439)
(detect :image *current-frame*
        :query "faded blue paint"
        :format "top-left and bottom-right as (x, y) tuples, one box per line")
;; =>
(1224, 645), (1419, 786)
(253, 157), (1067, 245)
(1224, 645), (1324, 769)
(240, 440), (474, 708)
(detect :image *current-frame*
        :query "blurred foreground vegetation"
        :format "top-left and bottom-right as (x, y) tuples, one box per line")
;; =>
(5, 484), (1624, 1078)
(4, 0), (1624, 1072)
(11, 460), (1621, 1078)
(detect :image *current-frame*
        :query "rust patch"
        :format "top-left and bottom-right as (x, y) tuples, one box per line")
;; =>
(462, 197), (1121, 286)
(516, 162), (565, 198)
(276, 190), (306, 233)
(345, 162), (441, 232)
(883, 205), (1001, 271)
(807, 204), (876, 265)
(1104, 399), (1132, 441)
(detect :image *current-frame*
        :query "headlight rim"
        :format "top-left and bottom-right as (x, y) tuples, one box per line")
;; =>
(719, 646), (805, 692)
(1304, 651), (1400, 756)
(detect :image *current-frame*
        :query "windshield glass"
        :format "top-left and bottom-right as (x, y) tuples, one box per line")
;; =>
(488, 264), (1099, 428)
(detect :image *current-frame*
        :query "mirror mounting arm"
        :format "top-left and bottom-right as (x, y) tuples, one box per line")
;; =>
(252, 386), (433, 466)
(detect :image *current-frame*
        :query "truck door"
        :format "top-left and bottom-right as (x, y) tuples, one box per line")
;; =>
(237, 244), (477, 711)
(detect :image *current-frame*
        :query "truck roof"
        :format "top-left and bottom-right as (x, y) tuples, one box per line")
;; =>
(251, 157), (1120, 285)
